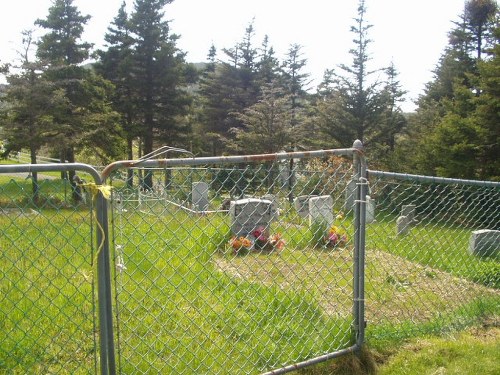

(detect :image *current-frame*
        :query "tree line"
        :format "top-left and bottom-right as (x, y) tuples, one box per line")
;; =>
(0, 0), (498, 197)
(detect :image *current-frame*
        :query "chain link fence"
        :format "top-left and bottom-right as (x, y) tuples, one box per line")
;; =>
(105, 148), (365, 374)
(364, 170), (500, 341)
(0, 164), (115, 375)
(1, 146), (499, 374)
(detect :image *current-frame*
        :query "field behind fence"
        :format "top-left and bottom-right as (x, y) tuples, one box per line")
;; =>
(1, 149), (499, 374)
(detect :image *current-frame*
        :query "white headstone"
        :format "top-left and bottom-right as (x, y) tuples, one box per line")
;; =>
(396, 215), (410, 236)
(366, 195), (376, 223)
(469, 229), (500, 258)
(344, 179), (357, 211)
(294, 195), (317, 218)
(401, 204), (416, 223)
(309, 195), (334, 227)
(229, 198), (274, 237)
(192, 182), (209, 211)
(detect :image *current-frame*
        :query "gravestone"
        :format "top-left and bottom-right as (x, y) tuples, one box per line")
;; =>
(279, 161), (289, 188)
(401, 204), (416, 224)
(344, 179), (357, 211)
(192, 182), (209, 211)
(469, 229), (500, 258)
(294, 195), (317, 218)
(229, 198), (274, 237)
(309, 195), (334, 227)
(262, 194), (279, 217)
(396, 215), (410, 236)
(366, 195), (376, 223)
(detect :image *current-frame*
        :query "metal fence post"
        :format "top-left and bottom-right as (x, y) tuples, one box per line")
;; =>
(352, 140), (367, 347)
(96, 192), (117, 375)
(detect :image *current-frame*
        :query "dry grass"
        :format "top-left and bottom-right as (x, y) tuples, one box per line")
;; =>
(214, 248), (500, 324)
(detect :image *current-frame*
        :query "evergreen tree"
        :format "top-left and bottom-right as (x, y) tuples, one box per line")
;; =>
(256, 35), (280, 85)
(198, 21), (262, 155)
(128, 0), (192, 189)
(96, 2), (137, 186)
(473, 24), (500, 180)
(232, 81), (292, 154)
(0, 31), (56, 202)
(317, 0), (386, 148)
(281, 44), (311, 149)
(35, 0), (123, 200)
(404, 1), (499, 179)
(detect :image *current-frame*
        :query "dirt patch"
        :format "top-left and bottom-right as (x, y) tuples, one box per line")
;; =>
(214, 248), (499, 323)
(365, 249), (499, 323)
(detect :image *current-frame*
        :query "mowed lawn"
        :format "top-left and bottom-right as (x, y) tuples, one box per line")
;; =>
(1, 178), (498, 374)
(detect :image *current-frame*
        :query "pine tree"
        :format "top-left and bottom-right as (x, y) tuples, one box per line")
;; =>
(405, 1), (499, 179)
(317, 0), (386, 147)
(96, 1), (137, 186)
(35, 0), (123, 200)
(0, 31), (56, 202)
(127, 0), (192, 189)
(198, 21), (262, 155)
(232, 81), (292, 154)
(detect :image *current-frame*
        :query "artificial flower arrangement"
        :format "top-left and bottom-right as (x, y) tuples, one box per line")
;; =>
(324, 213), (349, 248)
(229, 226), (285, 255)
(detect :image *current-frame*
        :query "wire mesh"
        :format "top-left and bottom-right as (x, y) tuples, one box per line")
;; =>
(0, 175), (98, 373)
(108, 155), (359, 374)
(364, 171), (500, 340)
(3, 155), (499, 374)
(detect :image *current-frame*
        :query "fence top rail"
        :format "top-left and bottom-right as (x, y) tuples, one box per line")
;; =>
(0, 163), (102, 184)
(367, 169), (500, 188)
(100, 147), (359, 181)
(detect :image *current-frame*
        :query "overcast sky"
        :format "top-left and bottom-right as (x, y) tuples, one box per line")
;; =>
(0, 0), (466, 111)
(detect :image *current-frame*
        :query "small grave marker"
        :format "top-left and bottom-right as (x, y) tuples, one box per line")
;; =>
(396, 215), (410, 236)
(469, 229), (499, 258)
(401, 204), (416, 223)
(366, 195), (376, 223)
(294, 195), (317, 218)
(309, 195), (334, 227)
(262, 194), (279, 217)
(192, 182), (209, 211)
(344, 179), (357, 210)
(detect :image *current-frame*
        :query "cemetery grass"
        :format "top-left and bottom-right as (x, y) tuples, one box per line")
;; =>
(366, 217), (500, 288)
(1, 203), (499, 373)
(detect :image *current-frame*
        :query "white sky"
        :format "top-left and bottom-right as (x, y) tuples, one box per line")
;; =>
(0, 0), (466, 111)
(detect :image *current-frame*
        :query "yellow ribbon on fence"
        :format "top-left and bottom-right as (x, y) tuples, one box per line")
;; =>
(81, 182), (113, 200)
(77, 182), (114, 279)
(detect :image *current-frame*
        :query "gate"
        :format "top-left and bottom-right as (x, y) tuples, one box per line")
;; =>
(102, 143), (367, 374)
(0, 163), (115, 374)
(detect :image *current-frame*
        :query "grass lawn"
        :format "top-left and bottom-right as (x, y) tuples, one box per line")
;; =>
(377, 323), (500, 375)
(1, 180), (499, 374)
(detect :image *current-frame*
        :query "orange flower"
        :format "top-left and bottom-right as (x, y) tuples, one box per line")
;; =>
(240, 237), (252, 248)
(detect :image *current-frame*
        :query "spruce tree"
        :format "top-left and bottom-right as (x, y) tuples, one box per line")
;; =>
(317, 0), (386, 147)
(35, 0), (123, 200)
(128, 0), (191, 189)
